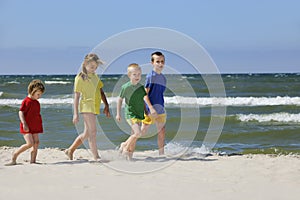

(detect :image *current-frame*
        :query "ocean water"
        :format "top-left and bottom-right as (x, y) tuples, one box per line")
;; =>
(0, 73), (300, 155)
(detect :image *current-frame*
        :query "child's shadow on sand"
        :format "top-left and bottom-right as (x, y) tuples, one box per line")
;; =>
(134, 154), (218, 162)
(50, 159), (90, 165)
(51, 159), (110, 165)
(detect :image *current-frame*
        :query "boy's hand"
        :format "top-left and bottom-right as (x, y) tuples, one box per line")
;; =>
(149, 108), (158, 119)
(103, 106), (111, 118)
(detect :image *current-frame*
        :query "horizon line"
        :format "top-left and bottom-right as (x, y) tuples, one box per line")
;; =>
(1, 72), (300, 76)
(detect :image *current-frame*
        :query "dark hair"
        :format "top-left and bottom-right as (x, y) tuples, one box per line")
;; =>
(151, 51), (165, 62)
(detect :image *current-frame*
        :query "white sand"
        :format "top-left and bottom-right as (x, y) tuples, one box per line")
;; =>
(0, 146), (299, 200)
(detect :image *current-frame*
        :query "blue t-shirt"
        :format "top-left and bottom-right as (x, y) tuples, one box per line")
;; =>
(145, 70), (166, 114)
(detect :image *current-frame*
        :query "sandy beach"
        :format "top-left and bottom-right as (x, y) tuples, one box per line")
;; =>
(0, 146), (299, 200)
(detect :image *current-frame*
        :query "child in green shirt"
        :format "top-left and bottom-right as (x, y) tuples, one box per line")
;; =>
(116, 63), (146, 160)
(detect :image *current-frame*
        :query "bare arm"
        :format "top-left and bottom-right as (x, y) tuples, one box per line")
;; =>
(116, 97), (123, 122)
(100, 88), (111, 118)
(143, 87), (157, 116)
(19, 111), (29, 132)
(73, 92), (80, 124)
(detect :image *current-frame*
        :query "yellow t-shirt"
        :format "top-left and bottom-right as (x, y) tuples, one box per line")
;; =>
(74, 73), (103, 114)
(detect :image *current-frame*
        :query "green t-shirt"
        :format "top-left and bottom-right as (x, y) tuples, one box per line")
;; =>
(119, 81), (146, 120)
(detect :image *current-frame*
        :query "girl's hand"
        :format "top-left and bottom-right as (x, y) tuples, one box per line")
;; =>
(116, 115), (121, 122)
(103, 106), (111, 118)
(23, 123), (29, 132)
(73, 114), (79, 124)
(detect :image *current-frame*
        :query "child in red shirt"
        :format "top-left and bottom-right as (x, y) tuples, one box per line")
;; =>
(6, 79), (45, 166)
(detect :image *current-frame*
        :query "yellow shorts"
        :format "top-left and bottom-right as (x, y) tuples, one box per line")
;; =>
(143, 113), (167, 125)
(126, 118), (143, 126)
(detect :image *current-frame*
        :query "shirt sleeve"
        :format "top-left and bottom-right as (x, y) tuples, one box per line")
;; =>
(98, 79), (104, 89)
(119, 85), (125, 99)
(145, 74), (152, 88)
(74, 75), (82, 93)
(20, 98), (29, 112)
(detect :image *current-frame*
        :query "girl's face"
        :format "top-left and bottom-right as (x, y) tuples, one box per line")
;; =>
(152, 55), (165, 74)
(128, 69), (142, 85)
(85, 61), (98, 74)
(30, 90), (43, 100)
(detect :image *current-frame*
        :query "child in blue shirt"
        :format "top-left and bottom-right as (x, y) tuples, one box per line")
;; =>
(143, 51), (167, 155)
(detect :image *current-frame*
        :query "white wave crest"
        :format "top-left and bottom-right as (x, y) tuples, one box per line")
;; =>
(0, 92), (3, 97)
(0, 98), (73, 106)
(1, 96), (300, 107)
(38, 98), (73, 104)
(0, 99), (22, 105)
(237, 113), (300, 123)
(44, 81), (72, 85)
(165, 142), (212, 156)
(6, 81), (20, 84)
(165, 96), (300, 106)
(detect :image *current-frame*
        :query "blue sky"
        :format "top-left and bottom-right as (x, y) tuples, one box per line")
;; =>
(0, 0), (299, 74)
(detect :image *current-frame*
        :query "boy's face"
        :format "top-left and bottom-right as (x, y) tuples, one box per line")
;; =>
(152, 55), (165, 74)
(128, 68), (142, 85)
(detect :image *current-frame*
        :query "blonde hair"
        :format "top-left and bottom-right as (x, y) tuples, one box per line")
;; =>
(28, 79), (45, 96)
(127, 63), (141, 75)
(79, 53), (103, 80)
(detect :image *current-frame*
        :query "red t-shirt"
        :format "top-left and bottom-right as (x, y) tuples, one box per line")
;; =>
(19, 96), (43, 134)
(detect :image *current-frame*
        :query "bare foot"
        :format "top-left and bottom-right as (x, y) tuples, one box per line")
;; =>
(30, 162), (42, 165)
(94, 157), (110, 163)
(65, 149), (73, 160)
(122, 150), (133, 161)
(118, 142), (126, 154)
(127, 152), (133, 161)
(5, 160), (17, 166)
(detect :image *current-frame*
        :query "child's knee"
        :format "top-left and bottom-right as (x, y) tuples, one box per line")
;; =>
(89, 130), (97, 139)
(80, 133), (89, 140)
(26, 143), (34, 148)
(133, 132), (142, 138)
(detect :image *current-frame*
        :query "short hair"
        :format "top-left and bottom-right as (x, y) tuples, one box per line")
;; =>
(127, 63), (141, 74)
(28, 79), (45, 95)
(151, 51), (165, 62)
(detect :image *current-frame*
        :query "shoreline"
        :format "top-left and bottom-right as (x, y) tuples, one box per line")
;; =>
(1, 146), (299, 200)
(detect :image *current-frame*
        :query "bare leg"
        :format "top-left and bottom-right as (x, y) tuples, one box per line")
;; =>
(66, 121), (89, 160)
(122, 123), (141, 160)
(156, 122), (165, 155)
(30, 134), (40, 163)
(83, 113), (100, 160)
(118, 128), (133, 154)
(141, 123), (150, 136)
(122, 122), (148, 149)
(5, 134), (34, 166)
(65, 136), (83, 160)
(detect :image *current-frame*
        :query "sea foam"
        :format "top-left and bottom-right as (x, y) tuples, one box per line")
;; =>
(1, 96), (300, 107)
(237, 113), (300, 123)
(44, 81), (72, 85)
(165, 96), (300, 106)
